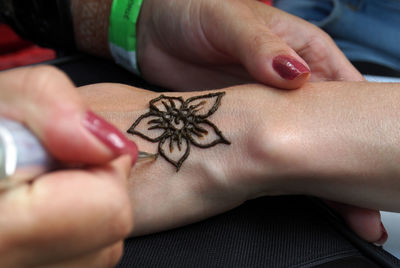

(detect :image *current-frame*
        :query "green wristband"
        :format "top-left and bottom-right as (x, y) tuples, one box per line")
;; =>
(109, 0), (144, 75)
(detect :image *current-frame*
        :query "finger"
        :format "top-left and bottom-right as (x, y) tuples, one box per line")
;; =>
(0, 66), (138, 164)
(140, 44), (254, 90)
(40, 242), (124, 268)
(252, 2), (364, 82)
(0, 156), (133, 265)
(203, 1), (310, 89)
(325, 201), (388, 245)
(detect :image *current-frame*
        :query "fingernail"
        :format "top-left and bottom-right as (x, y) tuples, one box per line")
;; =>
(273, 55), (310, 80)
(374, 222), (388, 246)
(83, 111), (138, 164)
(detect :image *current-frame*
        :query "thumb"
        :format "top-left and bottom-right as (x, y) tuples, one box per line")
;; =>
(0, 66), (138, 165)
(325, 201), (387, 245)
(206, 2), (310, 89)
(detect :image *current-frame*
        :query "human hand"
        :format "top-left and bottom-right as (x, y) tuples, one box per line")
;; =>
(136, 0), (378, 244)
(136, 0), (363, 90)
(0, 66), (137, 267)
(81, 82), (391, 245)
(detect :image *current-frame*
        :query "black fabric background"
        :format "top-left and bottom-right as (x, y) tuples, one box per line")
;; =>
(118, 196), (378, 268)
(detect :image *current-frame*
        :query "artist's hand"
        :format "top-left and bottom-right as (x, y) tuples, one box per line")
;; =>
(0, 66), (137, 267)
(136, 0), (363, 90)
(82, 83), (389, 246)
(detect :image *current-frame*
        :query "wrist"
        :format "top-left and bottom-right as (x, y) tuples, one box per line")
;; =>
(192, 85), (300, 200)
(70, 0), (113, 57)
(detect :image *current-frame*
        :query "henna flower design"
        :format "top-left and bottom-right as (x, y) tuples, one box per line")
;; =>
(127, 92), (231, 171)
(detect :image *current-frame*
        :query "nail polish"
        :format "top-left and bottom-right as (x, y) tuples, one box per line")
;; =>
(83, 111), (138, 163)
(374, 222), (388, 246)
(273, 55), (310, 80)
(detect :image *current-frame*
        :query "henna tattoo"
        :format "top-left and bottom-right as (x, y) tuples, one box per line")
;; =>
(127, 92), (231, 171)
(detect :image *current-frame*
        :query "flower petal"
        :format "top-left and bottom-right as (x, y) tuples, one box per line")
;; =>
(185, 92), (225, 118)
(127, 112), (166, 142)
(187, 120), (230, 148)
(159, 136), (190, 171)
(150, 95), (184, 113)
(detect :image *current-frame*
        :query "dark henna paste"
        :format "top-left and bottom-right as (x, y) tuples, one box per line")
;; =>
(127, 92), (231, 171)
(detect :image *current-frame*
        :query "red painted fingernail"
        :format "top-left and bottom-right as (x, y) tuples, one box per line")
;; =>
(83, 111), (138, 164)
(273, 55), (310, 80)
(259, 0), (272, 5)
(374, 222), (388, 246)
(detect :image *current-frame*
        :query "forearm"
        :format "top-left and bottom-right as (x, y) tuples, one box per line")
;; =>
(70, 0), (113, 57)
(80, 83), (290, 234)
(80, 81), (400, 235)
(277, 82), (400, 212)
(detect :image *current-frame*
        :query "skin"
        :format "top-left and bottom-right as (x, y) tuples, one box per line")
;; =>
(70, 0), (363, 90)
(69, 0), (383, 244)
(0, 67), (391, 266)
(0, 0), (385, 265)
(0, 67), (135, 267)
(80, 81), (398, 243)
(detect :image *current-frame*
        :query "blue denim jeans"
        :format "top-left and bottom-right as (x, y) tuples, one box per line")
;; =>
(274, 0), (400, 71)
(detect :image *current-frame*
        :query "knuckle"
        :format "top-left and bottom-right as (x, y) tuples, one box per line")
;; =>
(104, 243), (124, 268)
(247, 29), (288, 60)
(22, 66), (70, 98)
(248, 31), (271, 53)
(107, 195), (134, 239)
(18, 65), (83, 135)
(300, 32), (334, 63)
(24, 66), (63, 86)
